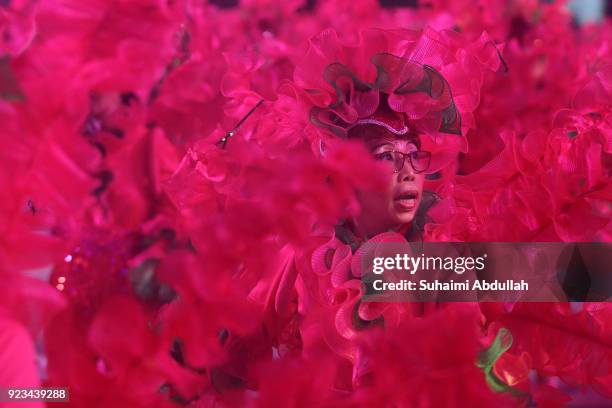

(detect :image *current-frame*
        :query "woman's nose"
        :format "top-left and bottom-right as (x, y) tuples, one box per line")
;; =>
(397, 159), (415, 182)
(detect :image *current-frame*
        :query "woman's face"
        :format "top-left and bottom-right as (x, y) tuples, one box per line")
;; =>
(353, 135), (426, 238)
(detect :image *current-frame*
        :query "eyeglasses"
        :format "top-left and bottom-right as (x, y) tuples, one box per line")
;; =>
(373, 150), (431, 173)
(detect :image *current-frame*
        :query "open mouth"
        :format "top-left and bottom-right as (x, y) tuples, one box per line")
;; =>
(394, 190), (419, 211)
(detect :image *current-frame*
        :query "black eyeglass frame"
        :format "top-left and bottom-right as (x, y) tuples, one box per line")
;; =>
(373, 150), (432, 173)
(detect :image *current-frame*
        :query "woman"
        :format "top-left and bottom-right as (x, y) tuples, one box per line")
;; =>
(228, 27), (503, 392)
(337, 94), (430, 242)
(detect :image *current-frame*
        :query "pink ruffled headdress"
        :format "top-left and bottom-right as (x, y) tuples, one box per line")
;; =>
(309, 54), (462, 139)
(288, 28), (506, 173)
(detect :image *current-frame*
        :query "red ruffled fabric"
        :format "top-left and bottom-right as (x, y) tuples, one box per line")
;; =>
(0, 1), (610, 406)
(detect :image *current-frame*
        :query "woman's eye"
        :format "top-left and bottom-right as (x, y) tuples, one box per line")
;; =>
(376, 152), (394, 161)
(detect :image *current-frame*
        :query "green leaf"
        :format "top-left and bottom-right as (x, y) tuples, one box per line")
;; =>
(477, 327), (513, 369)
(477, 328), (519, 394)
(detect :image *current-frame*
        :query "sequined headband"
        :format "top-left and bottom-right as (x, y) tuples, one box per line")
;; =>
(345, 118), (410, 135)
